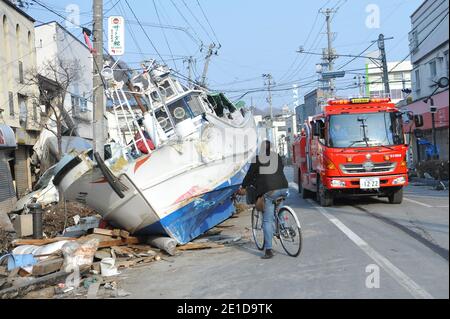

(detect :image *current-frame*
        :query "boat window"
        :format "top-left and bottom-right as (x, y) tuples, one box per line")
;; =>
(185, 94), (204, 117)
(167, 99), (192, 125)
(155, 108), (173, 133)
(159, 80), (175, 99)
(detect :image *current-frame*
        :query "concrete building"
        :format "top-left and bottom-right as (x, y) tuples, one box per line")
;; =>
(0, 0), (41, 198)
(303, 88), (326, 118)
(35, 21), (94, 141)
(365, 60), (413, 104)
(406, 0), (449, 162)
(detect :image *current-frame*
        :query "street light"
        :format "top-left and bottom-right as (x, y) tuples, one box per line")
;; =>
(423, 76), (449, 159)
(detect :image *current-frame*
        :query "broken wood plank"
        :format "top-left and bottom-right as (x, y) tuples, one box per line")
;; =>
(81, 234), (141, 248)
(97, 237), (140, 249)
(177, 242), (225, 251)
(12, 237), (77, 247)
(32, 258), (64, 277)
(111, 246), (137, 257)
(92, 228), (114, 237)
(93, 228), (127, 238)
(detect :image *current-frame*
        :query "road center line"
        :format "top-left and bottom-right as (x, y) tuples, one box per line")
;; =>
(404, 198), (433, 208)
(305, 198), (434, 299)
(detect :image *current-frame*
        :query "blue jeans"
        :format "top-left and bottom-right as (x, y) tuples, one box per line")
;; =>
(262, 189), (289, 250)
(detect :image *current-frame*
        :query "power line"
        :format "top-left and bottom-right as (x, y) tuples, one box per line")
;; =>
(195, 0), (221, 46)
(169, 0), (203, 47)
(337, 41), (376, 70)
(123, 0), (167, 65)
(181, 0), (215, 45)
(152, 0), (179, 71)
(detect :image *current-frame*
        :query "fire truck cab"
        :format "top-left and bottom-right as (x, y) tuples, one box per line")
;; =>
(293, 97), (416, 207)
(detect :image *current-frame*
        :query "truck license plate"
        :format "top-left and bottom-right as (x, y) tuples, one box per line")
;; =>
(360, 177), (380, 189)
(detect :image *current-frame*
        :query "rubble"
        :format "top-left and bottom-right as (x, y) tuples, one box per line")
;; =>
(0, 230), (14, 256)
(41, 202), (98, 238)
(0, 198), (246, 299)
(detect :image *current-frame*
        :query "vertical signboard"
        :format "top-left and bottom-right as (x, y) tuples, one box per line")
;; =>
(108, 16), (125, 56)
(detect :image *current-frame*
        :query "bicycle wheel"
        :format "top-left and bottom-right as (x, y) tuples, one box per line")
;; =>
(251, 207), (265, 251)
(278, 207), (302, 257)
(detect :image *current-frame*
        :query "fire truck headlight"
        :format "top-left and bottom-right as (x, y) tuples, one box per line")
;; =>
(331, 180), (346, 188)
(393, 177), (406, 185)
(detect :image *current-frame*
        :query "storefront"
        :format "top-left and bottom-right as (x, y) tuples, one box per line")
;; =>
(406, 90), (449, 162)
(0, 124), (17, 232)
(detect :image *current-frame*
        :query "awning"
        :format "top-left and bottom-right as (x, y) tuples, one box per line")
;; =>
(0, 125), (17, 150)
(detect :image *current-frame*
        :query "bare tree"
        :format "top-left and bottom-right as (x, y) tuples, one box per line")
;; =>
(27, 57), (81, 161)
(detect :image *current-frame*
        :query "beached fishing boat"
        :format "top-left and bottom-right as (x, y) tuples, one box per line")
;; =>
(53, 60), (257, 244)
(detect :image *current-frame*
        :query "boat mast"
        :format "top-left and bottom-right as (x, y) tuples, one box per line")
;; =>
(93, 0), (106, 159)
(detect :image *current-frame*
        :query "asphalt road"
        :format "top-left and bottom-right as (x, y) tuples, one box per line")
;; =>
(118, 167), (449, 299)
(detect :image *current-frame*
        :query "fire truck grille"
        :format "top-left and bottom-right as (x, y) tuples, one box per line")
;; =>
(340, 162), (397, 174)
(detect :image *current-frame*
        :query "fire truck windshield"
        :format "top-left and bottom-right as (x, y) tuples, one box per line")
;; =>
(327, 112), (404, 148)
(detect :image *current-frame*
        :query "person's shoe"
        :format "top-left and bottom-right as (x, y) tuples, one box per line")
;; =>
(261, 249), (274, 259)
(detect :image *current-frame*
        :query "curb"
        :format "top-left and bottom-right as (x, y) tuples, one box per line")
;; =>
(409, 177), (449, 187)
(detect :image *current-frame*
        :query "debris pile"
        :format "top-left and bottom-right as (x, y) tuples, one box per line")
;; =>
(41, 202), (98, 238)
(0, 198), (246, 299)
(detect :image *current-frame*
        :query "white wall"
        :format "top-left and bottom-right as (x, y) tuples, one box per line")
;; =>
(0, 1), (40, 132)
(409, 0), (449, 101)
(366, 61), (412, 104)
(35, 22), (93, 140)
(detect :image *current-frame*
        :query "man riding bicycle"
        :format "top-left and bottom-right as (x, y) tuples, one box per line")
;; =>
(239, 140), (289, 259)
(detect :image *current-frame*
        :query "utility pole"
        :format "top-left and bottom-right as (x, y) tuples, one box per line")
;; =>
(378, 33), (391, 98)
(354, 75), (365, 96)
(93, 0), (106, 159)
(201, 43), (216, 87)
(184, 56), (194, 88)
(263, 74), (273, 120)
(320, 8), (337, 97)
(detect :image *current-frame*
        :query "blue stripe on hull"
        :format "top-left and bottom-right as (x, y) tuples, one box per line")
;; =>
(136, 164), (249, 244)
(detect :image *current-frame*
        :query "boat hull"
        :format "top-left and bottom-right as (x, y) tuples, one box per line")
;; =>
(55, 113), (257, 244)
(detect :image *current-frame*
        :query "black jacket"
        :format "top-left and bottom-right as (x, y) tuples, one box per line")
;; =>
(242, 153), (289, 197)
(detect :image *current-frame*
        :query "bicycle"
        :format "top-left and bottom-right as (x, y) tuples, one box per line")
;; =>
(251, 195), (303, 257)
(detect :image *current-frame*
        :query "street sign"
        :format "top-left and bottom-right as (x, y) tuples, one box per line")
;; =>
(108, 16), (125, 56)
(322, 71), (345, 79)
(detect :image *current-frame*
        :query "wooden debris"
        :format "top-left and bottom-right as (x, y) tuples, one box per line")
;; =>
(81, 234), (140, 248)
(12, 237), (77, 247)
(92, 228), (130, 239)
(32, 258), (64, 277)
(92, 228), (115, 237)
(177, 242), (225, 251)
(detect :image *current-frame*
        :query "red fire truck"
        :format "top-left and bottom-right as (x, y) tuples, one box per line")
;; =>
(292, 97), (423, 207)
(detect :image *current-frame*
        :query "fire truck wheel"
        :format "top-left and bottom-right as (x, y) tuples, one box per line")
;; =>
(388, 187), (403, 204)
(317, 178), (333, 207)
(300, 183), (312, 199)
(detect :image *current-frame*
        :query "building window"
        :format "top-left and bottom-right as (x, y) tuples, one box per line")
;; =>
(18, 61), (24, 84)
(71, 95), (88, 117)
(414, 69), (421, 92)
(71, 94), (79, 117)
(8, 92), (14, 116)
(18, 94), (27, 126)
(429, 60), (437, 79)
